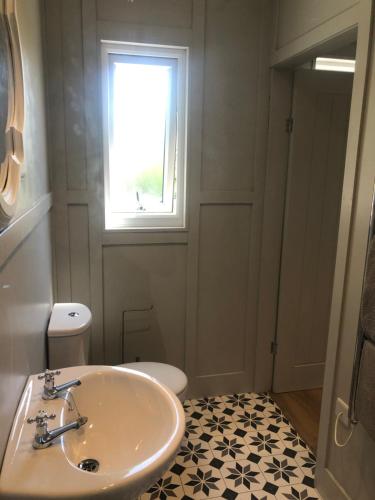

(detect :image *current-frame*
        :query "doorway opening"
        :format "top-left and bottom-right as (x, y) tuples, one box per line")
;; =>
(270, 40), (357, 454)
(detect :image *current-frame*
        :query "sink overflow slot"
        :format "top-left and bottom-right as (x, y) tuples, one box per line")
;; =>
(78, 458), (100, 473)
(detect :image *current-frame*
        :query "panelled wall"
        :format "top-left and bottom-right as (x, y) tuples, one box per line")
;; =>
(269, 1), (375, 499)
(0, 0), (53, 462)
(45, 0), (271, 397)
(271, 0), (359, 66)
(274, 0), (358, 50)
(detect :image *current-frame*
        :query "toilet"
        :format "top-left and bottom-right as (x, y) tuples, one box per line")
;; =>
(47, 303), (188, 401)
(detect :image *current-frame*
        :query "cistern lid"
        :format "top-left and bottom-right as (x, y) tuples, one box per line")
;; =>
(48, 303), (92, 337)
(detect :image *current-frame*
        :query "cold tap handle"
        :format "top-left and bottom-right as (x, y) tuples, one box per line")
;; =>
(27, 410), (56, 425)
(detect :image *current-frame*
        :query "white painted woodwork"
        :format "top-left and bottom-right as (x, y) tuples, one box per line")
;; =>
(61, 0), (87, 191)
(268, 0), (375, 496)
(316, 2), (375, 496)
(201, 0), (263, 192)
(46, 0), (272, 397)
(272, 0), (359, 68)
(196, 205), (252, 376)
(67, 205), (91, 306)
(103, 245), (187, 369)
(96, 0), (193, 29)
(0, 0), (52, 463)
(0, 192), (51, 268)
(187, 0), (271, 396)
(255, 69), (293, 391)
(0, 217), (52, 461)
(273, 69), (353, 393)
(275, 0), (359, 50)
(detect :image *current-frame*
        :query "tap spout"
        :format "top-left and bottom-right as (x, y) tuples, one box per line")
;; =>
(43, 378), (81, 400)
(32, 416), (88, 449)
(55, 379), (81, 394)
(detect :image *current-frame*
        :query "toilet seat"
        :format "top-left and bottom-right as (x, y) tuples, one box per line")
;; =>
(120, 362), (187, 400)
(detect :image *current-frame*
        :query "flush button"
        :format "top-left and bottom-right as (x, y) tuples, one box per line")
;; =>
(68, 312), (80, 317)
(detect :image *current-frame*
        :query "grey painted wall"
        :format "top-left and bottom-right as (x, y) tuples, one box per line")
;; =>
(324, 13), (375, 499)
(45, 0), (271, 397)
(272, 1), (375, 499)
(0, 0), (52, 462)
(14, 0), (50, 216)
(274, 0), (359, 50)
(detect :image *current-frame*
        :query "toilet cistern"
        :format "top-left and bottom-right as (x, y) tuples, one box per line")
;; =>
(38, 369), (81, 400)
(47, 303), (189, 401)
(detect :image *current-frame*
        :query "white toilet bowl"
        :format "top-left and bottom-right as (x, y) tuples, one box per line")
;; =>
(120, 362), (188, 402)
(47, 303), (189, 402)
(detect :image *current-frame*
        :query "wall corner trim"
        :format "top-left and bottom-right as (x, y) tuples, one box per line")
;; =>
(0, 192), (52, 268)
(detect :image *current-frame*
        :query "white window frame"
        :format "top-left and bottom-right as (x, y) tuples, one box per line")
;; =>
(101, 41), (188, 230)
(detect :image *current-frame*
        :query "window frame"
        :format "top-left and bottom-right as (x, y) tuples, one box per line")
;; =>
(101, 41), (188, 230)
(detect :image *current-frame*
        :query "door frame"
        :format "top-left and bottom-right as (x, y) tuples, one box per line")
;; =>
(272, 69), (354, 394)
(254, 2), (373, 496)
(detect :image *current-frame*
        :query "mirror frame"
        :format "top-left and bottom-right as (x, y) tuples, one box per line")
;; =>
(0, 0), (24, 229)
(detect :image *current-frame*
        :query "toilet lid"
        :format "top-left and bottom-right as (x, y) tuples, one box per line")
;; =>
(120, 362), (187, 396)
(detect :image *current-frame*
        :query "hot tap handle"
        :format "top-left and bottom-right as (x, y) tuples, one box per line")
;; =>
(27, 410), (56, 425)
(38, 369), (61, 381)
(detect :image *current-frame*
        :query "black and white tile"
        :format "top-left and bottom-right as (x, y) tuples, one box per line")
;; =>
(140, 393), (321, 500)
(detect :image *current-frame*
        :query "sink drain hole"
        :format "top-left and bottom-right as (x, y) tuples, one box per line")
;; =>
(78, 458), (100, 473)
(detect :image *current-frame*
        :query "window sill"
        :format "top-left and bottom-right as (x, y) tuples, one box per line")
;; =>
(102, 228), (188, 246)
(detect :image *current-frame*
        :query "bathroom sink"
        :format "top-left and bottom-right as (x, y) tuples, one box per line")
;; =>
(0, 365), (185, 499)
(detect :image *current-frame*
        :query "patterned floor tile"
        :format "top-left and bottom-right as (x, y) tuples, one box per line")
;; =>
(295, 451), (316, 475)
(279, 428), (308, 452)
(176, 439), (214, 467)
(233, 409), (269, 432)
(245, 429), (285, 457)
(140, 471), (184, 499)
(264, 406), (290, 428)
(222, 393), (255, 410)
(183, 400), (194, 413)
(221, 460), (266, 493)
(184, 416), (202, 440)
(143, 392), (321, 500)
(190, 397), (227, 415)
(180, 465), (226, 499)
(210, 434), (249, 462)
(276, 484), (322, 499)
(236, 490), (279, 499)
(200, 413), (237, 436)
(252, 393), (275, 408)
(259, 455), (303, 486)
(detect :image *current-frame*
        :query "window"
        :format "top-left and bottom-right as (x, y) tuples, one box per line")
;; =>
(102, 42), (188, 229)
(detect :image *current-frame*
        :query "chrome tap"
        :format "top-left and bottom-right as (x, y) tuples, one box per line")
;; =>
(27, 410), (88, 449)
(38, 369), (82, 400)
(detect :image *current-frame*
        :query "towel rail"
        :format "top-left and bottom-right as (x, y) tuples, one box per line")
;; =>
(348, 191), (375, 424)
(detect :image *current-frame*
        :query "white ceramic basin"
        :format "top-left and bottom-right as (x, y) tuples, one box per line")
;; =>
(0, 365), (185, 499)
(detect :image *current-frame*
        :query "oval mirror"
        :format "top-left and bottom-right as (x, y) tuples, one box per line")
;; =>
(0, 0), (24, 230)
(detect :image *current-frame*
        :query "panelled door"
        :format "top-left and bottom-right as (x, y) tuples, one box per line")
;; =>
(273, 69), (353, 393)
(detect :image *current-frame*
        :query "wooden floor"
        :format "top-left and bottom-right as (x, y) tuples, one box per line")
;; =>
(270, 388), (322, 454)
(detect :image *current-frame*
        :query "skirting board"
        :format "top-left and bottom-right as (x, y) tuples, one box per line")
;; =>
(316, 466), (350, 500)
(0, 192), (52, 268)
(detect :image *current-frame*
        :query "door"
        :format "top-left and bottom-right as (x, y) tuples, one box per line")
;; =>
(273, 69), (353, 393)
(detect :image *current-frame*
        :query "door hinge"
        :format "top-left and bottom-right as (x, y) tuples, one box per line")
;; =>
(270, 341), (278, 355)
(285, 116), (294, 134)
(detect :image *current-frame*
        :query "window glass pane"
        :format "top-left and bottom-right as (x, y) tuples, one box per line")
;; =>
(109, 57), (174, 214)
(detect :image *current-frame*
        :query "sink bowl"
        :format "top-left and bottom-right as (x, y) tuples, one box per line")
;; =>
(0, 365), (185, 499)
